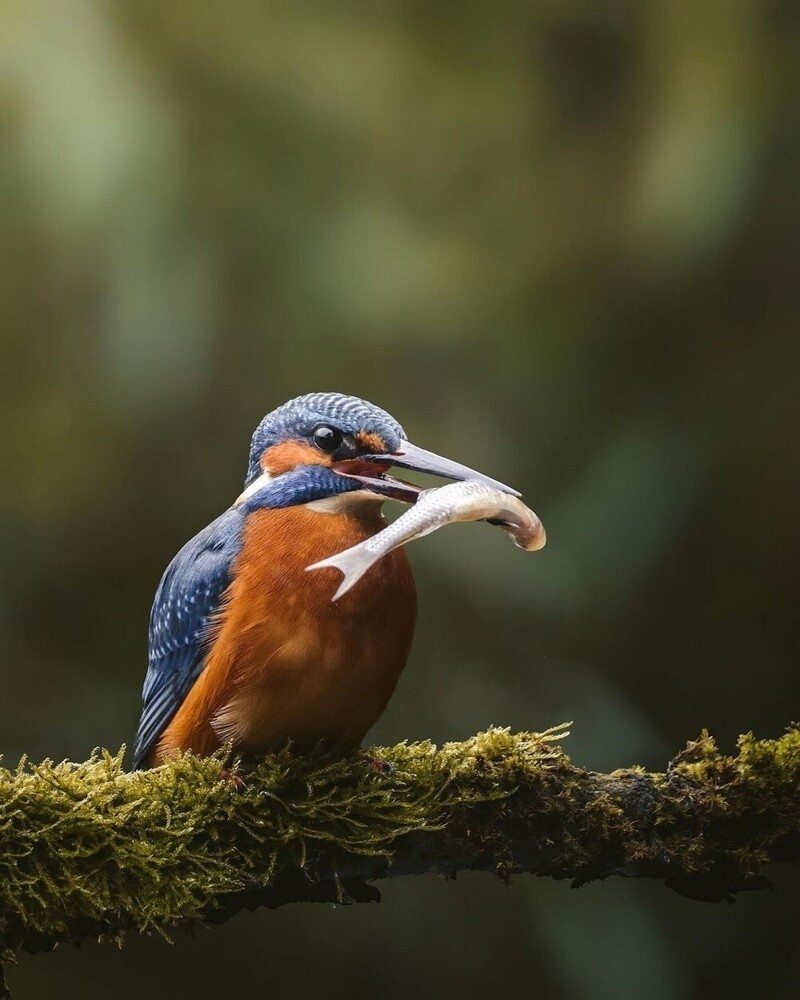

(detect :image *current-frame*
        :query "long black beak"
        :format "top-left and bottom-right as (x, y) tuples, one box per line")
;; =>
(335, 440), (520, 502)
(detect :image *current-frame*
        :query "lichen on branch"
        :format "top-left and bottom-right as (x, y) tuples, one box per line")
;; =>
(0, 724), (798, 954)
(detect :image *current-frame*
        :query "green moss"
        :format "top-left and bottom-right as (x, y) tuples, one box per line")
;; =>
(0, 726), (570, 948)
(651, 726), (800, 882)
(0, 723), (797, 950)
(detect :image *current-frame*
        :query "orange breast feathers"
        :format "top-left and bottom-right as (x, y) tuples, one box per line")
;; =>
(153, 504), (417, 763)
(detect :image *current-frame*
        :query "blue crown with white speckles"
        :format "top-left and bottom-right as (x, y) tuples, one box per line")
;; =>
(245, 392), (407, 486)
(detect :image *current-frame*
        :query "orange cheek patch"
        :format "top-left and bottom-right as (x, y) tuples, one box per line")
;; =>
(261, 440), (331, 475)
(355, 431), (388, 453)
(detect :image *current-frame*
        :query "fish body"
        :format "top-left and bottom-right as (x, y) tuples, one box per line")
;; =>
(307, 480), (545, 601)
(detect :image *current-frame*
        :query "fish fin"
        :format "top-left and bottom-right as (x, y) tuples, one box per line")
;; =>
(305, 545), (374, 602)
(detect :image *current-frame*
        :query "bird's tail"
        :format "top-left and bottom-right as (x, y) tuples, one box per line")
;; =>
(305, 542), (374, 602)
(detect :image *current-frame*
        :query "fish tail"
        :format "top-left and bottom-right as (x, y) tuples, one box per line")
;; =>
(305, 546), (374, 602)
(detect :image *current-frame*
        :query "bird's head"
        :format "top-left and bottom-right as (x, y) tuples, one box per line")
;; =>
(238, 391), (519, 511)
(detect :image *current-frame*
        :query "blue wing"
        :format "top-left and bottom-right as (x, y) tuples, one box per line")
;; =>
(133, 507), (247, 769)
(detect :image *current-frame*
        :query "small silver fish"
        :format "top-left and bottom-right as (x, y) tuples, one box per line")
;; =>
(306, 480), (546, 601)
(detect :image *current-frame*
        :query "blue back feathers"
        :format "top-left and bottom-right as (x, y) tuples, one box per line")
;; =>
(133, 508), (246, 768)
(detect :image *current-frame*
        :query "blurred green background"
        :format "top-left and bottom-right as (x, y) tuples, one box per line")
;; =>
(2, 2), (799, 997)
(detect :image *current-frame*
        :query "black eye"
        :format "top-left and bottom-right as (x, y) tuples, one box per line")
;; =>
(312, 425), (343, 452)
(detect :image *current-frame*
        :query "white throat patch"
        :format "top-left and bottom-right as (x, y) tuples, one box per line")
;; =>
(305, 490), (385, 515)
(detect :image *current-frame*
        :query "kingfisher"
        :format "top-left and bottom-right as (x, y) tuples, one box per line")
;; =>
(133, 392), (518, 769)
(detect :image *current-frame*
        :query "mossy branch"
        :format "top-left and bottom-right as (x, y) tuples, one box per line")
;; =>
(1, 725), (799, 956)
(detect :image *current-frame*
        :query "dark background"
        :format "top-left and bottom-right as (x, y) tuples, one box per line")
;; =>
(2, 3), (799, 997)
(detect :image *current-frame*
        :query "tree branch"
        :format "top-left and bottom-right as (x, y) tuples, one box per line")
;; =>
(1, 724), (798, 955)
